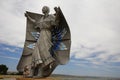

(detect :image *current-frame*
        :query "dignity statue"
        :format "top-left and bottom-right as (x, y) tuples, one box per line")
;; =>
(17, 6), (71, 78)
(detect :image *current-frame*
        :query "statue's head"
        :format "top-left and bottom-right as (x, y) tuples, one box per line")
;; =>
(42, 6), (50, 15)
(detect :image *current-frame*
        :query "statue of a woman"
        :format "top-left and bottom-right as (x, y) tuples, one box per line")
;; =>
(25, 6), (59, 77)
(17, 6), (71, 78)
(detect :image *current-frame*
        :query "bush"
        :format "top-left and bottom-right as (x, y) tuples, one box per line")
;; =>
(0, 64), (8, 75)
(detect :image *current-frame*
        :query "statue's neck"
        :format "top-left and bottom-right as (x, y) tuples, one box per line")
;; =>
(43, 14), (49, 18)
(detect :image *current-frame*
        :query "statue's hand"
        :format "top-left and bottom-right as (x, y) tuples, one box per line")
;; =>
(25, 13), (29, 18)
(54, 7), (58, 12)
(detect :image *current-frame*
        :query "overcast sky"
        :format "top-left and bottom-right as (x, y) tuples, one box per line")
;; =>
(0, 0), (120, 78)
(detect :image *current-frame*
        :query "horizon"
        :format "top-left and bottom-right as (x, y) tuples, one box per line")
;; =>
(4, 70), (120, 78)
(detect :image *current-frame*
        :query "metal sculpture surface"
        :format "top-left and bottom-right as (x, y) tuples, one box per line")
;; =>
(17, 6), (71, 78)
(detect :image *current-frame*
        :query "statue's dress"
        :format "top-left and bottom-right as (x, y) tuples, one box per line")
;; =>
(32, 15), (55, 67)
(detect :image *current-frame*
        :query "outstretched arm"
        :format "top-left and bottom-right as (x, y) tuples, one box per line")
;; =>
(25, 12), (36, 23)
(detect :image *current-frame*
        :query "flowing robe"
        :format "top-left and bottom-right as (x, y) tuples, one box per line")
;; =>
(32, 15), (55, 67)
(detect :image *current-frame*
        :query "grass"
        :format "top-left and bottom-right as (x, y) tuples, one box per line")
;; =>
(0, 75), (22, 78)
(0, 75), (61, 80)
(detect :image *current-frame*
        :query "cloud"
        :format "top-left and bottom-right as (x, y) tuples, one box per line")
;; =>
(3, 47), (16, 53)
(0, 0), (26, 47)
(2, 47), (21, 53)
(0, 0), (63, 47)
(0, 55), (19, 60)
(69, 0), (120, 66)
(70, 58), (120, 74)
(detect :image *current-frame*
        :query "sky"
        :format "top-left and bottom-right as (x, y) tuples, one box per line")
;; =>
(0, 0), (120, 78)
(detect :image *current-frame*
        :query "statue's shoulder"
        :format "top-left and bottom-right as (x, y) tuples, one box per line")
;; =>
(49, 14), (55, 19)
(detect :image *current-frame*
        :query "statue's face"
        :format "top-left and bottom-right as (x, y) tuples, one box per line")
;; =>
(42, 6), (50, 14)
